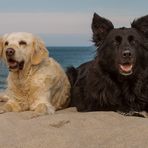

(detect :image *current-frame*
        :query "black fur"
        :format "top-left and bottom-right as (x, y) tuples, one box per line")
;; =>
(67, 13), (148, 117)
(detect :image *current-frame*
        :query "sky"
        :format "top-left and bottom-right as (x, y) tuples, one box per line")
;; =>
(0, 0), (148, 46)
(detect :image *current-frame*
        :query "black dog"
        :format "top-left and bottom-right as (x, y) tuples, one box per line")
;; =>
(67, 13), (148, 117)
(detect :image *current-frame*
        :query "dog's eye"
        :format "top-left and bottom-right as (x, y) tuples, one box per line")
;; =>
(113, 36), (122, 46)
(115, 36), (122, 43)
(19, 40), (27, 46)
(4, 41), (9, 46)
(128, 35), (134, 42)
(128, 35), (136, 44)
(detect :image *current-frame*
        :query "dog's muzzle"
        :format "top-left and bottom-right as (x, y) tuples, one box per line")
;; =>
(5, 48), (24, 70)
(119, 49), (134, 76)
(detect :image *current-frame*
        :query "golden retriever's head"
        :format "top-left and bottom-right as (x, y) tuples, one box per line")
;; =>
(2, 32), (49, 71)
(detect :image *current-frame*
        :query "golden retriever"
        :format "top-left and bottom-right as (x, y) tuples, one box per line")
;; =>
(0, 32), (70, 116)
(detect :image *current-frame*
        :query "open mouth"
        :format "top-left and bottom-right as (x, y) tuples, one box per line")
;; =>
(7, 58), (18, 69)
(119, 63), (133, 76)
(7, 58), (24, 70)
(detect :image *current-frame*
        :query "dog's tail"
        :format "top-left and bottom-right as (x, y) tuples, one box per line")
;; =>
(66, 66), (78, 87)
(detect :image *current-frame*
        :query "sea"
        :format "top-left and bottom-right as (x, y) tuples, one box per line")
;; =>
(0, 46), (96, 90)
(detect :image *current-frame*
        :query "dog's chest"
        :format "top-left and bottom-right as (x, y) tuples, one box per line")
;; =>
(17, 79), (30, 92)
(7, 74), (34, 99)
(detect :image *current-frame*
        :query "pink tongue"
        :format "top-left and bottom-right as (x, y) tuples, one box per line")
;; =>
(120, 64), (132, 72)
(9, 61), (17, 67)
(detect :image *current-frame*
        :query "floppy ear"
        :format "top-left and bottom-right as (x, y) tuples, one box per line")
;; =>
(31, 37), (49, 65)
(91, 13), (114, 47)
(1, 33), (9, 57)
(131, 15), (148, 38)
(0, 37), (2, 57)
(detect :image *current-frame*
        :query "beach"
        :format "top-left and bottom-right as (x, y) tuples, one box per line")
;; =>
(0, 103), (148, 148)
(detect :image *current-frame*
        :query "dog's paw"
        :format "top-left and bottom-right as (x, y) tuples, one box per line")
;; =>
(137, 111), (148, 118)
(129, 111), (146, 118)
(34, 103), (49, 115)
(0, 104), (12, 114)
(117, 110), (146, 118)
(28, 103), (55, 118)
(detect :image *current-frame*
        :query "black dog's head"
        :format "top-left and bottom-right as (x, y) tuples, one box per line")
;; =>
(92, 13), (148, 76)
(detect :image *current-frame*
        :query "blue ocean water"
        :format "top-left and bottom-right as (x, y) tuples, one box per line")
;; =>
(0, 46), (96, 90)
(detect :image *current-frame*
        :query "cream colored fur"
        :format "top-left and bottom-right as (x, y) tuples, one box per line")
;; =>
(0, 32), (70, 116)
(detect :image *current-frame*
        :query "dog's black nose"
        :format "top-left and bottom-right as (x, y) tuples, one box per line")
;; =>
(122, 50), (132, 58)
(6, 48), (15, 56)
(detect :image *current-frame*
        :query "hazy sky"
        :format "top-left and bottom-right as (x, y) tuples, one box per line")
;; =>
(0, 0), (148, 46)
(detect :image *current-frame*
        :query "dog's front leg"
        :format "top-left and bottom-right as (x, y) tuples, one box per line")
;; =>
(30, 91), (55, 118)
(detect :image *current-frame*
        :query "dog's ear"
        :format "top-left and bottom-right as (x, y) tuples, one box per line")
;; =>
(91, 13), (114, 46)
(0, 37), (3, 57)
(31, 37), (49, 65)
(0, 34), (9, 58)
(131, 15), (148, 38)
